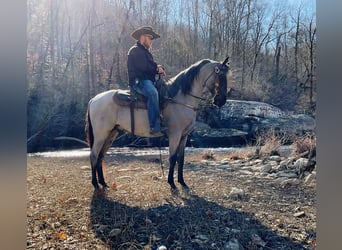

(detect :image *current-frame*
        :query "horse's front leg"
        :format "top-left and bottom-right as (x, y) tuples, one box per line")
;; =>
(90, 140), (110, 190)
(177, 135), (189, 189)
(168, 153), (177, 190)
(168, 133), (182, 190)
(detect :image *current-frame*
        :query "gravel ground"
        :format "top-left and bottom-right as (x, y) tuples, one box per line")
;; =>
(27, 147), (316, 250)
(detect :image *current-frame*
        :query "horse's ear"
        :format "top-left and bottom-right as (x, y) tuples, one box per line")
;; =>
(222, 56), (229, 66)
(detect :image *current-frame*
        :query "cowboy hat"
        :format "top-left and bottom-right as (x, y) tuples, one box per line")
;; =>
(131, 26), (160, 40)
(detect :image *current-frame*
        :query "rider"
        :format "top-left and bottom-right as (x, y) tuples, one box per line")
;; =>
(127, 26), (166, 135)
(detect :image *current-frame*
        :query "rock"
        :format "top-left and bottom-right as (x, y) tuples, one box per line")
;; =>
(152, 235), (161, 241)
(51, 222), (61, 230)
(251, 233), (266, 247)
(239, 170), (254, 175)
(294, 158), (309, 173)
(261, 164), (272, 173)
(229, 187), (245, 199)
(224, 238), (243, 250)
(80, 165), (90, 170)
(220, 158), (230, 164)
(278, 160), (289, 171)
(277, 171), (298, 178)
(304, 171), (316, 186)
(96, 225), (109, 234)
(279, 178), (301, 188)
(108, 228), (121, 237)
(196, 234), (209, 241)
(294, 211), (305, 218)
(145, 218), (153, 224)
(231, 228), (241, 234)
(192, 239), (203, 245)
(219, 100), (286, 119)
(268, 161), (279, 167)
(190, 127), (249, 147)
(252, 159), (263, 165)
(217, 165), (233, 170)
(197, 100), (315, 146)
(65, 197), (78, 204)
(269, 155), (282, 162)
(157, 246), (167, 250)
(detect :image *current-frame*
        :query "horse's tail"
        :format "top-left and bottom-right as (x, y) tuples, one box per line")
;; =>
(85, 101), (94, 149)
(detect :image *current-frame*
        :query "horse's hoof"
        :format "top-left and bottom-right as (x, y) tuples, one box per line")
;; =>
(179, 181), (189, 189)
(171, 187), (180, 196)
(94, 188), (106, 197)
(180, 184), (191, 196)
(92, 182), (100, 190)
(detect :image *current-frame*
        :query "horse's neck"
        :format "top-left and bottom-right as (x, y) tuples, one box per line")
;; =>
(173, 79), (204, 108)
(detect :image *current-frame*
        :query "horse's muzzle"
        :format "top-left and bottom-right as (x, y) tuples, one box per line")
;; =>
(213, 94), (227, 107)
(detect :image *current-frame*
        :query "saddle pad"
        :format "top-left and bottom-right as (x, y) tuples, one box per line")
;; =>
(112, 90), (147, 109)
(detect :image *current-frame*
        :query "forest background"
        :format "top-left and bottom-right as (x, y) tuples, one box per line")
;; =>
(27, 0), (316, 152)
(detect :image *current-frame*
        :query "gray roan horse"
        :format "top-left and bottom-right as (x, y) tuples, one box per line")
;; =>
(85, 57), (230, 191)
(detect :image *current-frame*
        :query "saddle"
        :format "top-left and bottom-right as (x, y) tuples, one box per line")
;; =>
(112, 90), (147, 109)
(112, 79), (170, 109)
(112, 80), (170, 136)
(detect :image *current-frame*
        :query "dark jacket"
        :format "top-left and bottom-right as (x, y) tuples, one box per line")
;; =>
(127, 41), (158, 86)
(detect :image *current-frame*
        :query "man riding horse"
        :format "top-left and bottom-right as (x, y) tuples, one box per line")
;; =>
(127, 26), (167, 135)
(86, 26), (229, 190)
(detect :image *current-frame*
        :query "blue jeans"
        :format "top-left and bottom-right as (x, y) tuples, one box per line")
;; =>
(134, 79), (161, 129)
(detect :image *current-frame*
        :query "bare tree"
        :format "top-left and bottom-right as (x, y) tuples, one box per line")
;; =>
(250, 3), (278, 82)
(27, 0), (317, 151)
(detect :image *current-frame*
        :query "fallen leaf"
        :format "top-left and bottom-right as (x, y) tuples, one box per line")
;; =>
(111, 183), (117, 190)
(206, 209), (213, 217)
(58, 232), (67, 240)
(151, 192), (158, 199)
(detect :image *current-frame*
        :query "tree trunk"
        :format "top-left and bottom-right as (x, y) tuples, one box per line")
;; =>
(294, 8), (301, 82)
(309, 20), (316, 110)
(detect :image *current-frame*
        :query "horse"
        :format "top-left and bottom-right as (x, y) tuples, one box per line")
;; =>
(85, 57), (230, 191)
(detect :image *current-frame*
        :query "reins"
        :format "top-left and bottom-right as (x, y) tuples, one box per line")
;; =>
(158, 137), (165, 177)
(166, 67), (219, 110)
(188, 93), (207, 101)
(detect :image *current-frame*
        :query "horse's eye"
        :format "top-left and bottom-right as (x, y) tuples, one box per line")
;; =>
(215, 66), (220, 74)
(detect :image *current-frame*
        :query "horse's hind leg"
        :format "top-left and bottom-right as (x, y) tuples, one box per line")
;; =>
(90, 136), (109, 189)
(96, 152), (108, 188)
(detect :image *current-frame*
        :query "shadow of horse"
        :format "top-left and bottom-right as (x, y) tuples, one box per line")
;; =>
(90, 191), (307, 250)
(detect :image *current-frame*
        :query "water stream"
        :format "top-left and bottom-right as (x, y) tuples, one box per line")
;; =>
(28, 146), (293, 158)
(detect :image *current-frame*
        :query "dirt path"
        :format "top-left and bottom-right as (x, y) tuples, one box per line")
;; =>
(27, 148), (316, 249)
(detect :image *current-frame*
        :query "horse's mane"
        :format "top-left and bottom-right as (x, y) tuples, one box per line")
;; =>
(167, 59), (212, 97)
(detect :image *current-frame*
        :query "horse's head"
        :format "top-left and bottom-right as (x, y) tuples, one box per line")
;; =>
(213, 57), (230, 107)
(204, 57), (230, 107)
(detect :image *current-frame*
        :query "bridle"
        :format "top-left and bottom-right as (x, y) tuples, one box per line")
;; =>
(169, 57), (230, 110)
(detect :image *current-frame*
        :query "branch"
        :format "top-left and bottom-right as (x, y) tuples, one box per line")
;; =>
(54, 136), (89, 146)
